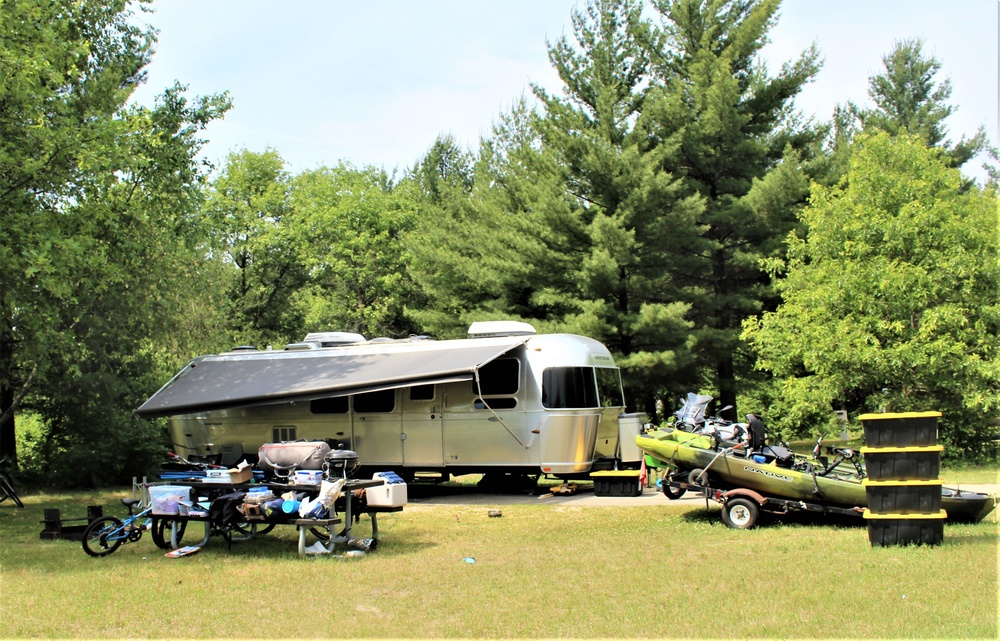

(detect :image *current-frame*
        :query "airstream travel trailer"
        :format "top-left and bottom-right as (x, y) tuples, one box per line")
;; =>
(136, 322), (647, 480)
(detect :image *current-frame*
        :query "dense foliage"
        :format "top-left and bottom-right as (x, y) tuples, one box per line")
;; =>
(743, 132), (999, 461)
(0, 0), (230, 485)
(407, 0), (825, 420)
(2, 0), (996, 485)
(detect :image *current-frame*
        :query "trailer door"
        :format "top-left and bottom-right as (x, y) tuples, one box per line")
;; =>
(400, 384), (444, 466)
(351, 389), (402, 466)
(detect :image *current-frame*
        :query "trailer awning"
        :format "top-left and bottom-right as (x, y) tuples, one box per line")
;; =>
(134, 338), (529, 419)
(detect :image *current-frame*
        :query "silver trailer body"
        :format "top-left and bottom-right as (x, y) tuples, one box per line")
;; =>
(136, 322), (643, 478)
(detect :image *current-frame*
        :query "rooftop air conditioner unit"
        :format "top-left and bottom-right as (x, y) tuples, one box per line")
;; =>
(467, 321), (537, 338)
(302, 332), (366, 347)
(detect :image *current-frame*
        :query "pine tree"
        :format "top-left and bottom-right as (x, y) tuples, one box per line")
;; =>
(638, 0), (822, 418)
(848, 38), (988, 170)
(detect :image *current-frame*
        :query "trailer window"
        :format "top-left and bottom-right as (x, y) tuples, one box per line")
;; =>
(353, 389), (395, 413)
(542, 367), (599, 408)
(272, 426), (297, 441)
(473, 358), (519, 395)
(409, 384), (434, 401)
(595, 367), (624, 407)
(311, 396), (349, 414)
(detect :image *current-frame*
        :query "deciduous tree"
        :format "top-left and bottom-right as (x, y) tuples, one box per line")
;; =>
(291, 163), (419, 338)
(204, 149), (304, 347)
(742, 132), (999, 459)
(0, 0), (230, 474)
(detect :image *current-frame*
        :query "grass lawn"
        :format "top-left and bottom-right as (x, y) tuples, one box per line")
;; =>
(1, 476), (997, 639)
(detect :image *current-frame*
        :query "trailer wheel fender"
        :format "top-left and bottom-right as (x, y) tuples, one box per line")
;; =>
(721, 488), (767, 506)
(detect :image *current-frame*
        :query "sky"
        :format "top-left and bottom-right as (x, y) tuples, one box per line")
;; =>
(130, 0), (999, 182)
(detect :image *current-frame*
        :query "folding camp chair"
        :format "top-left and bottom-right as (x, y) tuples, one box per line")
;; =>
(0, 472), (24, 508)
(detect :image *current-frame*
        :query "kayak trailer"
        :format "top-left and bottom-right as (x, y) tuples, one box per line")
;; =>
(662, 477), (865, 529)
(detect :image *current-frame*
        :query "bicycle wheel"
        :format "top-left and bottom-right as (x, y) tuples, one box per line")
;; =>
(82, 516), (125, 557)
(151, 517), (187, 549)
(225, 518), (277, 541)
(309, 526), (331, 542)
(254, 521), (276, 536)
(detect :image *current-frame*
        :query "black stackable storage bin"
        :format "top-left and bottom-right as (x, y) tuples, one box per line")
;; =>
(860, 411), (940, 448)
(862, 446), (943, 481)
(864, 512), (946, 547)
(860, 412), (945, 547)
(591, 470), (643, 497)
(863, 480), (942, 514)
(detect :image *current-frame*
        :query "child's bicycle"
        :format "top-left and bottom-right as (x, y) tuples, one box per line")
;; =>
(81, 498), (160, 557)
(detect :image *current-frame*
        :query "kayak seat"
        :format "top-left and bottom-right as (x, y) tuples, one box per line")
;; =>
(760, 445), (795, 468)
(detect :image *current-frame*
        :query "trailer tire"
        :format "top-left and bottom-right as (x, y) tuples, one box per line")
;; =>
(721, 497), (759, 529)
(688, 468), (709, 487)
(662, 483), (686, 500)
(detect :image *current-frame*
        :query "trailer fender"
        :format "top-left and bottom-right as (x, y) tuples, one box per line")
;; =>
(721, 487), (766, 507)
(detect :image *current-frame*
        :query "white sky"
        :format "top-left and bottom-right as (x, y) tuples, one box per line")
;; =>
(130, 0), (999, 182)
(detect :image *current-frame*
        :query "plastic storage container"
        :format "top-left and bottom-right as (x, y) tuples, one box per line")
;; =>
(294, 470), (322, 485)
(591, 470), (643, 497)
(863, 510), (945, 546)
(149, 485), (191, 515)
(863, 479), (942, 514)
(859, 411), (941, 448)
(861, 446), (943, 481)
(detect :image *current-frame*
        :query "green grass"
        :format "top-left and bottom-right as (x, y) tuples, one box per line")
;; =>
(1, 484), (997, 639)
(939, 464), (1000, 485)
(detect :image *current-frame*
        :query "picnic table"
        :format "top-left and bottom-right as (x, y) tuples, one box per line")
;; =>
(154, 478), (402, 557)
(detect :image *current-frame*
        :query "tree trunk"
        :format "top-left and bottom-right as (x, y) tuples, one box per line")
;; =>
(717, 355), (737, 423)
(0, 324), (20, 463)
(0, 366), (15, 464)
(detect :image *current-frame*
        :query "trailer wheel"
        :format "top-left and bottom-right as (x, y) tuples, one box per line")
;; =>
(662, 483), (686, 500)
(687, 468), (709, 487)
(721, 497), (759, 529)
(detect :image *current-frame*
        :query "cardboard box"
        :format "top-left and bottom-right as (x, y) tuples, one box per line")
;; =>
(202, 464), (253, 484)
(227, 466), (253, 484)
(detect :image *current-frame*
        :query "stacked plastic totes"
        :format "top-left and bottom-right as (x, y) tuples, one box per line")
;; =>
(860, 412), (945, 546)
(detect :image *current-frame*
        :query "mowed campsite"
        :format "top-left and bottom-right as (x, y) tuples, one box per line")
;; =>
(2, 1), (999, 639)
(1, 471), (997, 639)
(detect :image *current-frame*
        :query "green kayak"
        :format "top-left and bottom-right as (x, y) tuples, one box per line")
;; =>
(636, 427), (997, 523)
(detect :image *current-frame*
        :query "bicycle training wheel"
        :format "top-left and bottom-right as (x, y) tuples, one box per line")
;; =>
(82, 516), (125, 557)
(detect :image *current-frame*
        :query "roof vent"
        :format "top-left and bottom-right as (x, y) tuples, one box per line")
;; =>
(468, 321), (537, 338)
(283, 341), (322, 351)
(302, 332), (366, 347)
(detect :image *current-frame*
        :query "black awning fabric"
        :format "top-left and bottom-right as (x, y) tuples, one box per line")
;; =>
(135, 338), (527, 419)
